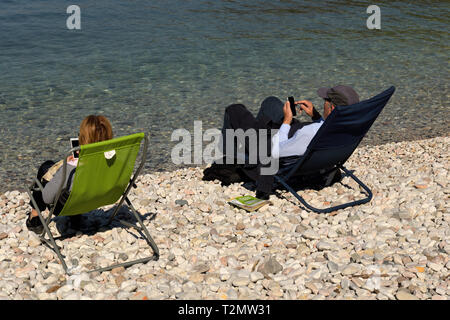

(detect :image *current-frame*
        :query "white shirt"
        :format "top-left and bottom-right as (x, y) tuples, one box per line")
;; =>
(271, 120), (324, 158)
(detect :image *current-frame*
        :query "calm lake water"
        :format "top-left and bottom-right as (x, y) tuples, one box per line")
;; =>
(0, 0), (449, 192)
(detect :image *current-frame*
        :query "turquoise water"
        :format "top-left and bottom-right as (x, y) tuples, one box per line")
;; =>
(0, 0), (449, 192)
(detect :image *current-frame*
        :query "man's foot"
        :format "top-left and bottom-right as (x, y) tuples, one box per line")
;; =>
(202, 162), (243, 186)
(26, 212), (44, 234)
(326, 168), (342, 186)
(255, 190), (270, 200)
(69, 215), (82, 230)
(331, 169), (342, 184)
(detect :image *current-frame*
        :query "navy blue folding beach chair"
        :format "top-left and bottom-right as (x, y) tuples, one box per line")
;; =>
(274, 86), (396, 213)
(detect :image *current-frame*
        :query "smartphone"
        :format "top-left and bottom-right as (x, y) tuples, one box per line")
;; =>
(70, 138), (79, 158)
(288, 96), (297, 116)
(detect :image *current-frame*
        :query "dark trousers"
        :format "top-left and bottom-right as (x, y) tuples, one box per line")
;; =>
(29, 160), (55, 212)
(29, 160), (66, 217)
(221, 96), (312, 193)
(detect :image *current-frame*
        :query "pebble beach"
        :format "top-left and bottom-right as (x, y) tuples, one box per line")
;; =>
(0, 135), (448, 300)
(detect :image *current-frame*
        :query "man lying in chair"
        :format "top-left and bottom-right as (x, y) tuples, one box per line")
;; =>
(203, 85), (360, 199)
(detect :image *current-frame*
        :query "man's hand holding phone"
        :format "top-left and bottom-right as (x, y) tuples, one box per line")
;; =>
(296, 100), (315, 118)
(282, 100), (293, 125)
(284, 98), (319, 124)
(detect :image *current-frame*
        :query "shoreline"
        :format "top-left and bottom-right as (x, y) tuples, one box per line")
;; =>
(0, 135), (448, 300)
(3, 130), (450, 194)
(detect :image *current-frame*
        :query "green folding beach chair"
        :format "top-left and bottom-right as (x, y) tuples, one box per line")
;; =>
(27, 133), (159, 275)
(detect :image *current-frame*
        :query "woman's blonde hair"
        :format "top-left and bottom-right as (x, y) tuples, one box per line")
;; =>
(79, 115), (113, 145)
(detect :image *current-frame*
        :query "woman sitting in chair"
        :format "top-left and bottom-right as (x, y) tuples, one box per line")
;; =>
(26, 115), (113, 234)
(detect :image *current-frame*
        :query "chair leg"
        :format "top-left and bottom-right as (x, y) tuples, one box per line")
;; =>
(324, 168), (339, 187)
(125, 197), (160, 257)
(27, 181), (159, 274)
(106, 195), (127, 225)
(275, 165), (373, 214)
(86, 198), (159, 274)
(28, 190), (158, 275)
(27, 189), (69, 274)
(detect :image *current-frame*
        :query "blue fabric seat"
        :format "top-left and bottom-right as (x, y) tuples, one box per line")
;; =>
(275, 86), (396, 213)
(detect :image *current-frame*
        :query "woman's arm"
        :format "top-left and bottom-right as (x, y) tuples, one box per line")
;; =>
(42, 163), (76, 204)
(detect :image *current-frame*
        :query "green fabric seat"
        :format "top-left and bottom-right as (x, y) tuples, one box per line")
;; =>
(59, 133), (144, 216)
